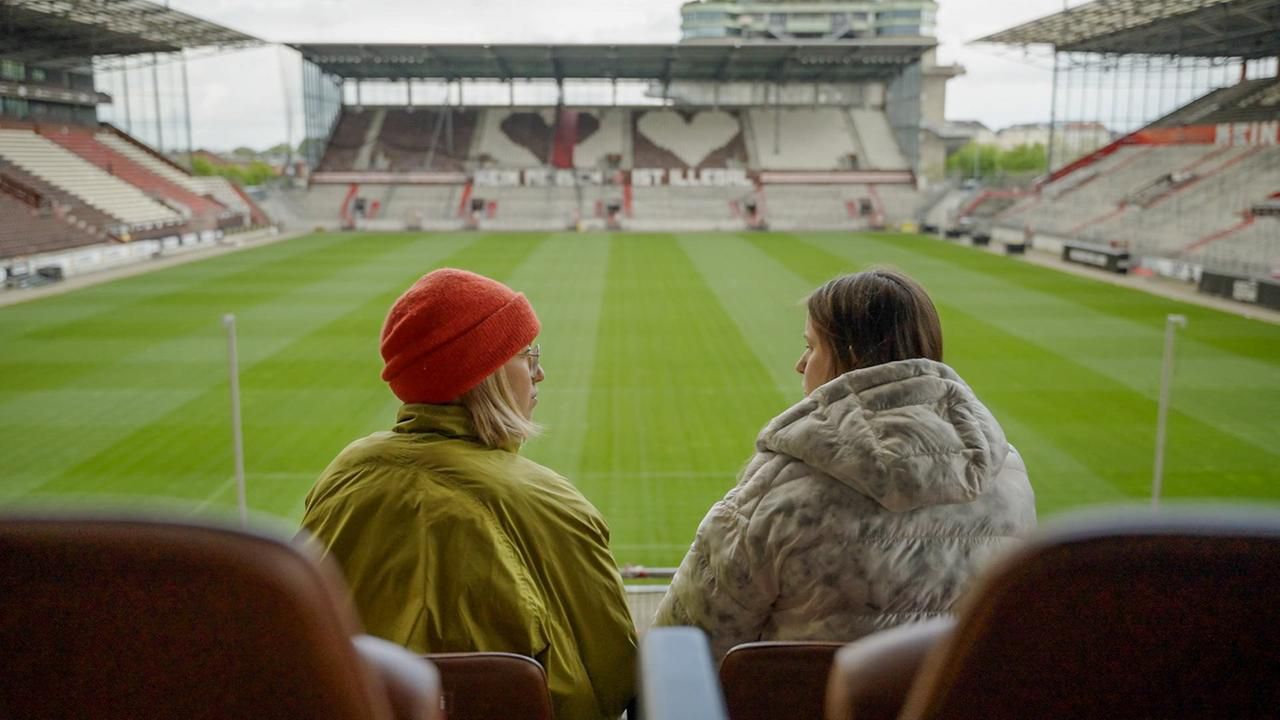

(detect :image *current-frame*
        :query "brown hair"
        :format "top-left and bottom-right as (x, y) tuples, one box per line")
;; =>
(807, 268), (943, 375)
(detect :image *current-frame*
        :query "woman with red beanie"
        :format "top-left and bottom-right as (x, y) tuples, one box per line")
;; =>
(301, 268), (636, 720)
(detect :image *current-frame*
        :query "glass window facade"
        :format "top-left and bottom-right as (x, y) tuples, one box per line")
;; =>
(1, 60), (24, 81)
(681, 1), (936, 41)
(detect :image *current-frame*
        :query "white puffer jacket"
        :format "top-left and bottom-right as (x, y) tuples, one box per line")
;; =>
(654, 359), (1036, 659)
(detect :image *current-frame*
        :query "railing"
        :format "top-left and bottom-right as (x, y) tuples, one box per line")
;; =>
(622, 566), (676, 636)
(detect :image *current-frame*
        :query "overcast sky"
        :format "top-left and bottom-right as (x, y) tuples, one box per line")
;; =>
(163, 0), (1074, 151)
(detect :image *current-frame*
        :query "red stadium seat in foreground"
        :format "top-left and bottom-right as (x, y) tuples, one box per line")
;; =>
(424, 652), (554, 720)
(0, 513), (440, 720)
(826, 508), (1280, 720)
(718, 641), (844, 720)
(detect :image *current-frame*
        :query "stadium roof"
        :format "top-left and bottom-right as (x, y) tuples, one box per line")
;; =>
(291, 40), (936, 83)
(978, 0), (1280, 59)
(0, 0), (261, 67)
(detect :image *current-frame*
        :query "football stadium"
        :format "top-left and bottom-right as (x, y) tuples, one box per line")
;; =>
(1, 0), (1279, 718)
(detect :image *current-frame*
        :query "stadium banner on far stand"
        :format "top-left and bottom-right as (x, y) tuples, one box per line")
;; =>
(470, 168), (755, 188)
(1062, 242), (1130, 274)
(1198, 271), (1280, 311)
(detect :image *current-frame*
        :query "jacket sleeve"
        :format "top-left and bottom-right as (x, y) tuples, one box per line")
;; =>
(559, 515), (639, 720)
(653, 494), (778, 660)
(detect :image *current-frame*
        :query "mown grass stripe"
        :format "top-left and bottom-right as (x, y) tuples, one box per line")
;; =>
(677, 233), (811, 404)
(512, 234), (612, 483)
(579, 234), (786, 567)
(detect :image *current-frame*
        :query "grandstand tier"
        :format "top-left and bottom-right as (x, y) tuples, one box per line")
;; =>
(0, 128), (184, 230)
(42, 127), (226, 224)
(0, 187), (104, 258)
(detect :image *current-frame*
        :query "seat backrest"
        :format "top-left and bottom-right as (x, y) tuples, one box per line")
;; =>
(425, 652), (553, 720)
(0, 513), (396, 720)
(899, 510), (1280, 720)
(826, 619), (954, 720)
(719, 641), (844, 720)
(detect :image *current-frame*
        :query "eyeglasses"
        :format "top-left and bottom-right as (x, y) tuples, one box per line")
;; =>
(517, 343), (541, 374)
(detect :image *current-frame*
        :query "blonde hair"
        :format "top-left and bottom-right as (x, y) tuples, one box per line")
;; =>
(460, 367), (541, 449)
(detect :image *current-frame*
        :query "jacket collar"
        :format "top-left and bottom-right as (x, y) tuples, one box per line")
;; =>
(394, 403), (520, 451)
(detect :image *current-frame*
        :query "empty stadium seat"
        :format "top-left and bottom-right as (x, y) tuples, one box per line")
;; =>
(0, 129), (182, 229)
(0, 513), (440, 720)
(574, 109), (627, 168)
(376, 109), (478, 172)
(825, 508), (1280, 720)
(850, 110), (909, 169)
(0, 155), (121, 235)
(424, 653), (554, 720)
(719, 642), (843, 720)
(42, 128), (226, 224)
(95, 131), (217, 199)
(0, 189), (103, 258)
(825, 620), (951, 720)
(321, 109), (374, 171)
(475, 109), (554, 167)
(748, 109), (861, 170)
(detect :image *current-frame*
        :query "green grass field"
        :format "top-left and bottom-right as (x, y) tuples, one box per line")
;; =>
(2, 231), (1278, 565)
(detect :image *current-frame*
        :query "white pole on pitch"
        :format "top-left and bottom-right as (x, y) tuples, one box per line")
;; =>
(1152, 314), (1188, 509)
(223, 314), (248, 528)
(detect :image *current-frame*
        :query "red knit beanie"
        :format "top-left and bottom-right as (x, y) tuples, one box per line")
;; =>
(380, 269), (540, 404)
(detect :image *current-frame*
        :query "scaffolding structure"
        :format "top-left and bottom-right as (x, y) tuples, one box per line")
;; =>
(979, 0), (1280, 171)
(977, 0), (1280, 279)
(0, 0), (260, 161)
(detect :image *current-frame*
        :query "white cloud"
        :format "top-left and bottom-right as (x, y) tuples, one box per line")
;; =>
(162, 0), (1074, 150)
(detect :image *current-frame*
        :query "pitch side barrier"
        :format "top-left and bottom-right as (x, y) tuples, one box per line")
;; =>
(1199, 271), (1280, 311)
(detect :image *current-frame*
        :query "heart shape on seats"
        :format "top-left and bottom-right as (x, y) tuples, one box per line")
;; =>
(499, 111), (601, 165)
(636, 111), (741, 167)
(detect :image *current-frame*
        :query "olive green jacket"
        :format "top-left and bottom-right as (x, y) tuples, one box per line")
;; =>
(301, 404), (637, 720)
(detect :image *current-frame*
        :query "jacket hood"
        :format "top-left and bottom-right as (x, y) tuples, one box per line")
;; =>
(760, 359), (1009, 513)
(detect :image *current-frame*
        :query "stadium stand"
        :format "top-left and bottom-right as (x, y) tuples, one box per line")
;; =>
(763, 185), (863, 229)
(850, 110), (909, 169)
(974, 1), (1280, 287)
(748, 109), (860, 170)
(474, 109), (554, 168)
(41, 126), (227, 226)
(875, 185), (922, 224)
(376, 109), (477, 172)
(374, 184), (465, 226)
(574, 109), (627, 169)
(629, 185), (744, 230)
(0, 186), (104, 257)
(0, 155), (121, 239)
(191, 175), (268, 226)
(96, 131), (215, 200)
(633, 110), (750, 169)
(293, 44), (931, 230)
(481, 185), (582, 229)
(319, 109), (374, 172)
(0, 128), (184, 230)
(1152, 77), (1280, 127)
